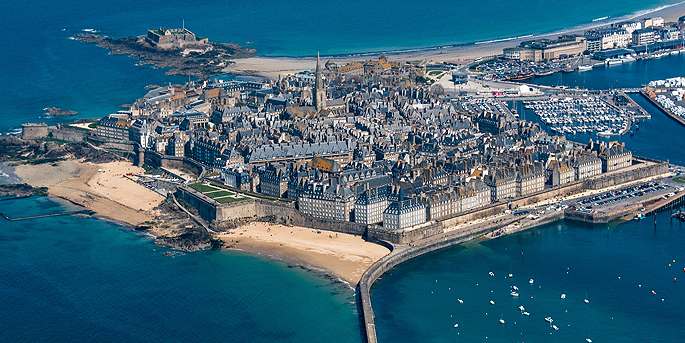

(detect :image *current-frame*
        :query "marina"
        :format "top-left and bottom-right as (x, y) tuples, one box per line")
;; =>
(523, 95), (635, 136)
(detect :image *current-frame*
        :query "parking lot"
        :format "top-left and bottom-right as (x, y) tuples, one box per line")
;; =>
(572, 179), (684, 213)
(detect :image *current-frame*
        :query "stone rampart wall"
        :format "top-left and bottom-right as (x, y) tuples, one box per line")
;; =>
(367, 222), (443, 244)
(176, 187), (218, 221)
(49, 126), (87, 143)
(143, 150), (202, 176)
(583, 162), (667, 190)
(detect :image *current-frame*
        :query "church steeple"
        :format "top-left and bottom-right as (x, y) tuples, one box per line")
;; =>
(314, 52), (326, 111)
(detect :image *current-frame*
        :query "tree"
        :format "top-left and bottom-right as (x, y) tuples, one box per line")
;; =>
(431, 84), (445, 96)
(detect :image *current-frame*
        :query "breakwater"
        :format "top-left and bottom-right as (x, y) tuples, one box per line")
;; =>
(640, 90), (685, 127)
(0, 209), (94, 221)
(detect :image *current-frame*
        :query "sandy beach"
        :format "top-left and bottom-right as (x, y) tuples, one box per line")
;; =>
(218, 222), (390, 284)
(14, 160), (163, 226)
(226, 1), (685, 80)
(12, 160), (390, 283)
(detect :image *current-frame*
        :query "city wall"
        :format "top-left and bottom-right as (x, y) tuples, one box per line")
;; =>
(143, 150), (203, 177)
(49, 126), (88, 143)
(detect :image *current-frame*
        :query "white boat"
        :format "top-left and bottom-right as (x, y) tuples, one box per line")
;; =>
(523, 311), (530, 316)
(578, 64), (593, 71)
(511, 292), (519, 297)
(529, 279), (534, 284)
(671, 50), (679, 55)
(458, 299), (464, 304)
(560, 294), (566, 299)
(490, 300), (495, 305)
(545, 317), (554, 323)
(584, 299), (590, 304)
(519, 305), (525, 311)
(605, 58), (623, 66)
(587, 339), (593, 343)
(453, 323), (459, 328)
(499, 319), (505, 324)
(512, 286), (519, 291)
(621, 55), (636, 62)
(508, 274), (513, 278)
(552, 324), (559, 331)
(489, 271), (494, 276)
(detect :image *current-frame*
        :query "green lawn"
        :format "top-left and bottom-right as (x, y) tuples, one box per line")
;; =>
(206, 190), (234, 198)
(673, 177), (685, 183)
(216, 196), (249, 204)
(189, 183), (219, 193)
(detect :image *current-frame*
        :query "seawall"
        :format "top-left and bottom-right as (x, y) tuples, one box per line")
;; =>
(640, 90), (685, 127)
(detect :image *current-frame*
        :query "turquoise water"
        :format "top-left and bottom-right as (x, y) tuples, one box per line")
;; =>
(1, 0), (683, 133)
(0, 197), (361, 342)
(373, 216), (685, 343)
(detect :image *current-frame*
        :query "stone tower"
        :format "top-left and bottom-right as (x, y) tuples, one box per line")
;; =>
(313, 52), (326, 111)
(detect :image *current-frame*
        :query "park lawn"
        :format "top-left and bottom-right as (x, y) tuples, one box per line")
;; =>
(673, 176), (685, 183)
(206, 190), (234, 198)
(216, 196), (249, 204)
(189, 183), (219, 193)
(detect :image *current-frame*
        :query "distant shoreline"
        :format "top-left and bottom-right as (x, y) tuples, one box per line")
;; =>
(227, 1), (685, 79)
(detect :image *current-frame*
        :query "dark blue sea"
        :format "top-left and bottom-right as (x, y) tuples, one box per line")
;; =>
(3, 0), (685, 342)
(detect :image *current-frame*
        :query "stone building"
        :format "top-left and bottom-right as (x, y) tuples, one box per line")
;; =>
(456, 179), (491, 212)
(97, 116), (131, 141)
(516, 163), (545, 197)
(383, 198), (427, 231)
(572, 153), (602, 180)
(258, 164), (289, 198)
(484, 167), (517, 201)
(313, 52), (326, 112)
(298, 182), (355, 222)
(355, 185), (390, 225)
(548, 160), (576, 186)
(599, 142), (632, 172)
(146, 27), (208, 50)
(424, 190), (460, 221)
(21, 123), (48, 140)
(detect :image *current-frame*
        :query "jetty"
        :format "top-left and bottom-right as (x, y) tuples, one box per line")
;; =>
(0, 209), (95, 221)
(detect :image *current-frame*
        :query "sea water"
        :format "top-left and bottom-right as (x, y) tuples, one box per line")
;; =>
(372, 215), (685, 342)
(0, 197), (361, 342)
(2, 0), (684, 133)
(3, 0), (685, 341)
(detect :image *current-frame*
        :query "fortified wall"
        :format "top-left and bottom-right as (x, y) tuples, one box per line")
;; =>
(177, 159), (669, 244)
(143, 150), (203, 176)
(21, 123), (89, 143)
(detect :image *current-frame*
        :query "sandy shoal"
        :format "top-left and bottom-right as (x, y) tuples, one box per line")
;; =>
(14, 160), (163, 226)
(226, 2), (685, 80)
(218, 222), (390, 284)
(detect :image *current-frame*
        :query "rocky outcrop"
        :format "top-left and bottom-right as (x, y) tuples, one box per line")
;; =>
(44, 107), (77, 116)
(77, 34), (256, 79)
(0, 183), (48, 197)
(154, 228), (223, 252)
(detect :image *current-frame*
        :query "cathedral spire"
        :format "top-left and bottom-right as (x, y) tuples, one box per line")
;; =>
(314, 51), (326, 111)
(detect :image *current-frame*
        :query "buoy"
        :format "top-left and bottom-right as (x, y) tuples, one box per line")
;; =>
(675, 278), (677, 282)
(531, 297), (534, 299)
